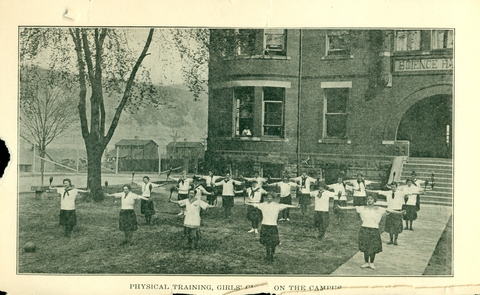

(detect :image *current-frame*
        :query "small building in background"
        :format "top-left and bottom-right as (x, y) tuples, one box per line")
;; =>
(112, 139), (159, 172)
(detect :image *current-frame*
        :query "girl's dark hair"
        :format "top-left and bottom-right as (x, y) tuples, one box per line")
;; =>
(367, 194), (377, 202)
(143, 176), (150, 181)
(63, 178), (72, 185)
(123, 184), (132, 190)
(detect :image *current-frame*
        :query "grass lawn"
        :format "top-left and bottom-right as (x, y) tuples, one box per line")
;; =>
(423, 215), (452, 275)
(19, 184), (363, 275)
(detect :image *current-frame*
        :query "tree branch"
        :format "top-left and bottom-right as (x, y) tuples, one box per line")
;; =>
(104, 28), (154, 146)
(69, 28), (90, 140)
(80, 29), (96, 86)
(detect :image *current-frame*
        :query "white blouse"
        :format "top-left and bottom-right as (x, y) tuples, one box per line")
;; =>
(246, 187), (267, 203)
(215, 179), (242, 196)
(356, 206), (385, 228)
(327, 183), (348, 201)
(292, 176), (316, 194)
(178, 198), (209, 228)
(353, 181), (366, 197)
(112, 192), (141, 210)
(313, 190), (336, 212)
(57, 187), (80, 210)
(253, 202), (290, 226)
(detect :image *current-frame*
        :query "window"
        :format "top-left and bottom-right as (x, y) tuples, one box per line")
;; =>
(232, 86), (286, 137)
(263, 87), (284, 137)
(264, 29), (286, 56)
(326, 31), (350, 56)
(323, 88), (348, 138)
(432, 30), (453, 50)
(395, 30), (421, 51)
(234, 87), (254, 136)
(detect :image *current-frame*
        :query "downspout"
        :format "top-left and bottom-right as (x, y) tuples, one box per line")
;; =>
(296, 29), (303, 176)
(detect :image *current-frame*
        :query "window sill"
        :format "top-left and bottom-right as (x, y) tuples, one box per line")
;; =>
(318, 138), (351, 144)
(222, 55), (291, 61)
(429, 48), (454, 56)
(392, 51), (423, 56)
(219, 136), (290, 142)
(321, 55), (354, 60)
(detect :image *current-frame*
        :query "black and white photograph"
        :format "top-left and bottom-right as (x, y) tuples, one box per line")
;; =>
(1, 1), (479, 295)
(16, 26), (454, 276)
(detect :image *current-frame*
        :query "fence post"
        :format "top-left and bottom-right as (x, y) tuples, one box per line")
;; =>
(115, 146), (119, 174)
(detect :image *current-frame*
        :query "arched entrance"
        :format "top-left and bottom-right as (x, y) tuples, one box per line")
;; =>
(396, 94), (452, 158)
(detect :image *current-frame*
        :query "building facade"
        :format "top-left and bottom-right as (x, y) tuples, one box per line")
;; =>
(206, 29), (453, 181)
(112, 139), (159, 172)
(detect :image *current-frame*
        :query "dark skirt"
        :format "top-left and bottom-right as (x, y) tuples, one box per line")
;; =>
(178, 193), (188, 201)
(119, 209), (138, 232)
(279, 195), (292, 205)
(333, 200), (347, 214)
(247, 205), (263, 222)
(140, 199), (155, 216)
(298, 193), (311, 205)
(353, 196), (366, 206)
(59, 210), (77, 227)
(385, 212), (403, 234)
(260, 225), (280, 247)
(358, 226), (382, 254)
(205, 187), (217, 203)
(314, 211), (330, 230)
(222, 196), (234, 208)
(403, 205), (418, 221)
(185, 227), (201, 240)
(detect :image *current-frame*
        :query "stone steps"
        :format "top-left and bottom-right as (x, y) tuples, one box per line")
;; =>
(402, 157), (453, 206)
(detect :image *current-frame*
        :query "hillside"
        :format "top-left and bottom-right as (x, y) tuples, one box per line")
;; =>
(23, 84), (208, 162)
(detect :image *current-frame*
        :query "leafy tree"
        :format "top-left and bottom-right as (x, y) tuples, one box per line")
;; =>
(19, 66), (78, 184)
(20, 28), (208, 201)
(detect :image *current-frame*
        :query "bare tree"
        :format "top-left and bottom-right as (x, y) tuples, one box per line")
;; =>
(20, 28), (209, 201)
(19, 66), (77, 184)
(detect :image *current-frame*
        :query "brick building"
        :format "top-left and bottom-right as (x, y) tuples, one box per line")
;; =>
(206, 29), (453, 183)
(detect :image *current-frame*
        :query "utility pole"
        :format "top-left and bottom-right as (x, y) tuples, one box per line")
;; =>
(32, 144), (36, 178)
(115, 146), (120, 174)
(76, 137), (80, 173)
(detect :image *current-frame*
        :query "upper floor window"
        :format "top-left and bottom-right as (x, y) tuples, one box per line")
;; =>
(326, 31), (350, 56)
(234, 87), (254, 136)
(323, 88), (349, 138)
(395, 30), (421, 51)
(264, 29), (286, 56)
(431, 30), (453, 50)
(263, 87), (284, 137)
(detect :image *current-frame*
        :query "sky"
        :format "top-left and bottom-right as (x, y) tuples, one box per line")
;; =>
(20, 28), (209, 153)
(27, 28), (204, 86)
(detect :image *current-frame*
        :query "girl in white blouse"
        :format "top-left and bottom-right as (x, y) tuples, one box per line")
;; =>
(337, 194), (404, 269)
(107, 184), (150, 245)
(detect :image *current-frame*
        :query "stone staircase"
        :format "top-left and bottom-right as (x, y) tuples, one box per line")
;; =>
(401, 157), (453, 206)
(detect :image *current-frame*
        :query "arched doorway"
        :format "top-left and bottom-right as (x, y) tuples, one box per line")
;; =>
(397, 94), (452, 158)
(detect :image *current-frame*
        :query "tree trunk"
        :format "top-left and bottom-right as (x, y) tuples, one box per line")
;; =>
(86, 146), (104, 202)
(39, 149), (46, 185)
